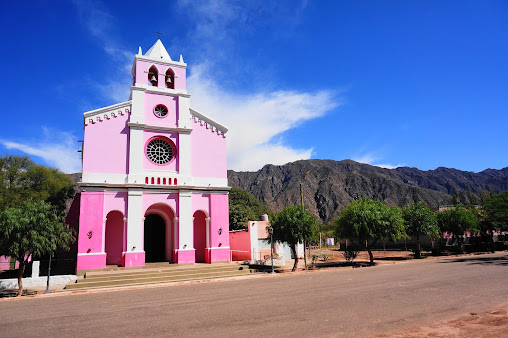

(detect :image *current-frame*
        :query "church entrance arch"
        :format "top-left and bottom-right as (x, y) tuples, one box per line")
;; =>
(105, 210), (124, 266)
(193, 210), (208, 263)
(144, 203), (175, 263)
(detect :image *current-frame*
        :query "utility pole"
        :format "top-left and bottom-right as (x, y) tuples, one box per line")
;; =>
(300, 182), (307, 270)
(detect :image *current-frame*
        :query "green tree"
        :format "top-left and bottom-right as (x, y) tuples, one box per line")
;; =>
(229, 187), (270, 230)
(270, 205), (318, 271)
(335, 198), (406, 264)
(483, 191), (508, 231)
(437, 206), (479, 253)
(402, 202), (439, 258)
(0, 199), (75, 296)
(0, 155), (75, 212)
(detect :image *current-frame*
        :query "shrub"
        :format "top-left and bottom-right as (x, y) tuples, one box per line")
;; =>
(343, 247), (358, 263)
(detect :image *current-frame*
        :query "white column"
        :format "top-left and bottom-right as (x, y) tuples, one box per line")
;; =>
(102, 218), (107, 253)
(128, 128), (144, 179)
(177, 95), (191, 180)
(205, 217), (211, 248)
(126, 189), (144, 252)
(127, 87), (146, 183)
(123, 217), (128, 252)
(178, 190), (193, 250)
(177, 94), (191, 128)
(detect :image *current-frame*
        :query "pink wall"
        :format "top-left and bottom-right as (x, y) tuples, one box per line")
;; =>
(83, 113), (129, 174)
(142, 193), (178, 216)
(103, 192), (127, 219)
(105, 210), (124, 265)
(77, 191), (104, 254)
(191, 119), (227, 178)
(143, 130), (178, 171)
(256, 221), (270, 239)
(134, 60), (186, 90)
(144, 93), (178, 127)
(192, 193), (210, 214)
(209, 194), (229, 249)
(229, 230), (251, 261)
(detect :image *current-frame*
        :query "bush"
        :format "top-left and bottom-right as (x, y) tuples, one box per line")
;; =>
(343, 247), (359, 263)
(311, 254), (319, 265)
(321, 253), (329, 261)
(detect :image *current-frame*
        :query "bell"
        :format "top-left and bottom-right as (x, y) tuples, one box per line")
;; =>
(166, 77), (172, 83)
(150, 75), (157, 82)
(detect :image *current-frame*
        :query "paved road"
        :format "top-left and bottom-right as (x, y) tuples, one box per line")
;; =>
(1, 252), (507, 337)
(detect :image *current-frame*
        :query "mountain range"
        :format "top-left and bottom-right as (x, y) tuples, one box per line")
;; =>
(227, 159), (508, 223)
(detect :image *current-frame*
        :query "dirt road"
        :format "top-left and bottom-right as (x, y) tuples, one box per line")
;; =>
(0, 252), (507, 337)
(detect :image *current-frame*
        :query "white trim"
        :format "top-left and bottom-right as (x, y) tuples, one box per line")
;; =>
(83, 101), (132, 125)
(190, 108), (228, 134)
(134, 55), (186, 68)
(128, 122), (192, 134)
(207, 246), (231, 250)
(77, 252), (106, 256)
(131, 85), (189, 97)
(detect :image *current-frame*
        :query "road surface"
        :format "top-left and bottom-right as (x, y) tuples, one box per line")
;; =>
(1, 252), (507, 337)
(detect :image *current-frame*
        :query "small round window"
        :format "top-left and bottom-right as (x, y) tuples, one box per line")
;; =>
(154, 104), (168, 118)
(146, 138), (174, 165)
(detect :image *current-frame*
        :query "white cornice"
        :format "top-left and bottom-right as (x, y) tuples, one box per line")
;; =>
(128, 122), (192, 134)
(83, 101), (132, 125)
(131, 85), (189, 98)
(190, 108), (228, 135)
(78, 182), (231, 192)
(134, 55), (187, 68)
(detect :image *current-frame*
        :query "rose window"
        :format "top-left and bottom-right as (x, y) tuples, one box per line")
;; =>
(146, 138), (174, 164)
(154, 105), (168, 117)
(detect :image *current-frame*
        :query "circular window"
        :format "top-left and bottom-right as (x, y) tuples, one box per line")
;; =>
(146, 138), (174, 165)
(154, 104), (168, 118)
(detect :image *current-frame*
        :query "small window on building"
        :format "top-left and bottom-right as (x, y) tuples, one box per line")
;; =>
(165, 68), (175, 89)
(148, 66), (158, 86)
(154, 104), (168, 118)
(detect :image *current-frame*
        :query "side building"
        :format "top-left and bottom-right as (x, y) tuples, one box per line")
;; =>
(73, 39), (230, 272)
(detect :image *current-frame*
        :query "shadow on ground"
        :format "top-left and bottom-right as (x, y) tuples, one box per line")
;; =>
(437, 254), (508, 266)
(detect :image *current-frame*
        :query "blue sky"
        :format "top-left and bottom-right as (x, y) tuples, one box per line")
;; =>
(0, 0), (507, 173)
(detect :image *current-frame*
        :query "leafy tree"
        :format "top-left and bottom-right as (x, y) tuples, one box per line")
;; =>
(437, 206), (479, 253)
(229, 187), (270, 230)
(0, 199), (75, 296)
(269, 205), (318, 271)
(335, 198), (406, 264)
(483, 191), (508, 231)
(0, 155), (75, 212)
(402, 202), (439, 258)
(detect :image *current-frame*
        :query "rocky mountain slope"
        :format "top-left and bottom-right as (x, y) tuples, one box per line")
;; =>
(228, 159), (508, 223)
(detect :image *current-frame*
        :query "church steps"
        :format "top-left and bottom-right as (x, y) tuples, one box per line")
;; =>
(78, 264), (250, 281)
(64, 267), (259, 291)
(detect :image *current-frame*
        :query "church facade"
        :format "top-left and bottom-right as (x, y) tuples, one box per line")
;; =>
(75, 40), (230, 271)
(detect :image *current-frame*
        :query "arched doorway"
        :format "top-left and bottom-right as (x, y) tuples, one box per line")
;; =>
(144, 214), (166, 262)
(144, 203), (175, 263)
(105, 211), (124, 266)
(193, 210), (207, 263)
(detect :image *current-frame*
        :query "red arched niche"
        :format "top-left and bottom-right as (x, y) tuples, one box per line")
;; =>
(105, 210), (124, 266)
(193, 210), (207, 263)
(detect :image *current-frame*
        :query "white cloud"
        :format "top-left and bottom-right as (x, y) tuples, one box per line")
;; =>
(352, 152), (403, 170)
(0, 128), (81, 173)
(188, 63), (339, 171)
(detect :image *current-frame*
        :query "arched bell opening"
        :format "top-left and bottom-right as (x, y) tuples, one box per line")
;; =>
(105, 210), (124, 266)
(165, 68), (175, 89)
(144, 203), (175, 262)
(148, 65), (159, 87)
(193, 210), (208, 263)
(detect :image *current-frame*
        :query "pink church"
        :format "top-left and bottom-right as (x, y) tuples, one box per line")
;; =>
(74, 40), (230, 271)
